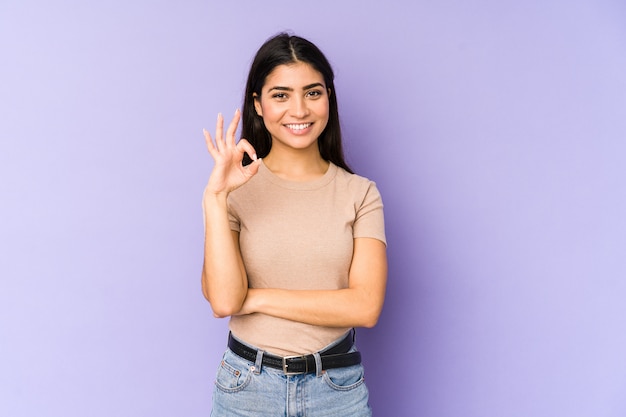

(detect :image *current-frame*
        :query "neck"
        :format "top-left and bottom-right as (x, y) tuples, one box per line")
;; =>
(263, 147), (329, 181)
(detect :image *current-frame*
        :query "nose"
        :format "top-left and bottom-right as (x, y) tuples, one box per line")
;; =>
(290, 96), (310, 119)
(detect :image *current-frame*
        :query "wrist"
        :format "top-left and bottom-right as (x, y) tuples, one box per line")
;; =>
(203, 188), (229, 206)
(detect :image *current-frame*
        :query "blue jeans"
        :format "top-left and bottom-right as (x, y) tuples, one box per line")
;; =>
(210, 336), (372, 416)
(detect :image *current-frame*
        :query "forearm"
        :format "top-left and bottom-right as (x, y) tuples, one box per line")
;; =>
(201, 191), (247, 317)
(240, 238), (387, 327)
(243, 287), (385, 328)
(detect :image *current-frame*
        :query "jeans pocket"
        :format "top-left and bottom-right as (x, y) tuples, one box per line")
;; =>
(322, 364), (366, 391)
(214, 350), (253, 393)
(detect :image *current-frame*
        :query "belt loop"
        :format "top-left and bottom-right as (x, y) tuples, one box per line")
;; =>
(313, 352), (323, 377)
(253, 348), (264, 375)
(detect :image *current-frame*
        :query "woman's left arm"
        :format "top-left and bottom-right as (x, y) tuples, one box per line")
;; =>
(237, 237), (387, 328)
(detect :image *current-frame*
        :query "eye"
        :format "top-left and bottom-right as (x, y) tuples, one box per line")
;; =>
(272, 92), (288, 100)
(306, 90), (323, 98)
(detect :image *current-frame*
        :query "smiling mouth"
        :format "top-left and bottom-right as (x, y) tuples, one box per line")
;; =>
(284, 123), (312, 131)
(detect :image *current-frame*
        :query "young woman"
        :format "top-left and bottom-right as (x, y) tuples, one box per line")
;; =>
(202, 33), (387, 416)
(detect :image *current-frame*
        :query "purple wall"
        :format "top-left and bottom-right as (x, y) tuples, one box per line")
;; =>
(1, 1), (625, 416)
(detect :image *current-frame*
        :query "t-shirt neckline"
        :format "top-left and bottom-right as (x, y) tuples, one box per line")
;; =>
(258, 159), (338, 190)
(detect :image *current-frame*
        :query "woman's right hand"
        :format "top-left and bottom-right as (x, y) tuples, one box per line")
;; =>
(203, 109), (261, 196)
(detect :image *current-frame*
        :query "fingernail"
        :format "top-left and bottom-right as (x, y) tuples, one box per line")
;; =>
(252, 154), (258, 160)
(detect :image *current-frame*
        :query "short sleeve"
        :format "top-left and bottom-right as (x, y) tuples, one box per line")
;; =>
(353, 182), (386, 245)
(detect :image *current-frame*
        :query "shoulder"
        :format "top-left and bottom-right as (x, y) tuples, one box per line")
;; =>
(334, 165), (374, 185)
(226, 170), (267, 214)
(333, 165), (383, 200)
(333, 166), (386, 243)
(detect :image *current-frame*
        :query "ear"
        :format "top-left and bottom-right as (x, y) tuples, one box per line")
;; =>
(253, 93), (263, 116)
(327, 88), (332, 98)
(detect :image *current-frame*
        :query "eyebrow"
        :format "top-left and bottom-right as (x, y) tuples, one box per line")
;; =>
(267, 82), (325, 92)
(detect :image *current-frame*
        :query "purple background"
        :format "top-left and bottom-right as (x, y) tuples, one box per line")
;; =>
(1, 1), (625, 416)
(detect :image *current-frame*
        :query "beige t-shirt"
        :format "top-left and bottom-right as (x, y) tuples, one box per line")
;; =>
(227, 160), (386, 356)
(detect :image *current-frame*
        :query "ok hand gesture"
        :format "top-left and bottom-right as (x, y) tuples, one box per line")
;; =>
(203, 110), (261, 196)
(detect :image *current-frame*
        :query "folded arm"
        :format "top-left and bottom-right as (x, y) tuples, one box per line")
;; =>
(236, 237), (387, 328)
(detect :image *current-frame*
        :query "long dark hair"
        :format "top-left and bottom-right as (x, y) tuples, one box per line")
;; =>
(241, 33), (353, 173)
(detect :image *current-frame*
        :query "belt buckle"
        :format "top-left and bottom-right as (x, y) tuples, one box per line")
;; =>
(282, 355), (307, 375)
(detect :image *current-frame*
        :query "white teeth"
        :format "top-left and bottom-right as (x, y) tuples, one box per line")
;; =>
(285, 123), (311, 130)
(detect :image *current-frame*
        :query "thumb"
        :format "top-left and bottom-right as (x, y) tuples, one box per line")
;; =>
(244, 157), (262, 177)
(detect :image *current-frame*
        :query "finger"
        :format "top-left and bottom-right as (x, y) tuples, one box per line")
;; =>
(236, 138), (258, 161)
(225, 109), (241, 147)
(203, 129), (217, 157)
(214, 113), (224, 151)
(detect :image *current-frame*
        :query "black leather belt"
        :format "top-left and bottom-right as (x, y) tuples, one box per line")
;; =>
(227, 330), (361, 375)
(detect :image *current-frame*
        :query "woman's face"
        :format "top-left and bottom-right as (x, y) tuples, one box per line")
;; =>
(254, 62), (330, 155)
